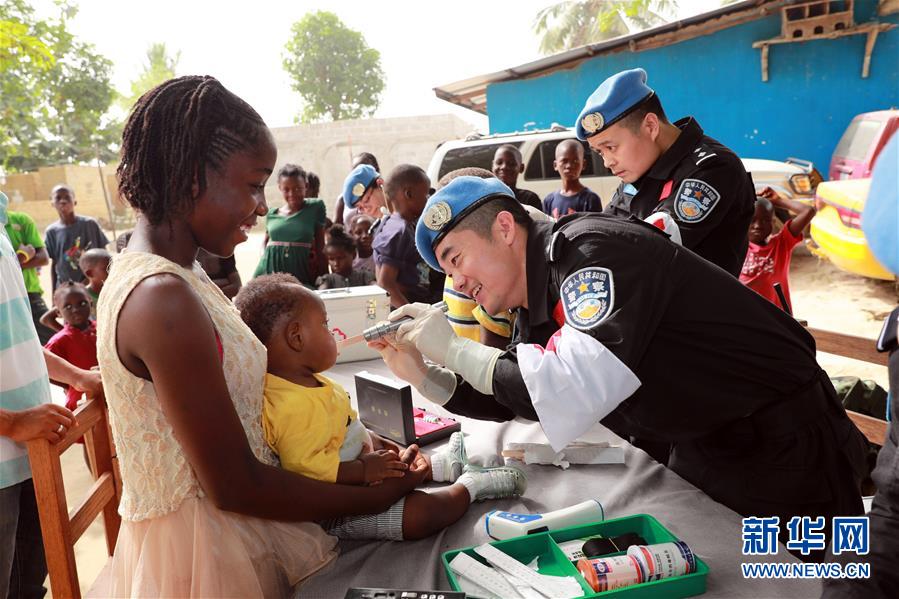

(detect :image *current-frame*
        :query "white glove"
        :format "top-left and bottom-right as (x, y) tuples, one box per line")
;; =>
(393, 303), (503, 395)
(392, 303), (455, 365)
(418, 365), (458, 406)
(371, 333), (457, 405)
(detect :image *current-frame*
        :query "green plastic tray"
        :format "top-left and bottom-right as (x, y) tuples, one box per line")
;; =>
(442, 513), (708, 598)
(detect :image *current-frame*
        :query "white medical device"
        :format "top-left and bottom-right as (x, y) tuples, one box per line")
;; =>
(483, 499), (604, 540)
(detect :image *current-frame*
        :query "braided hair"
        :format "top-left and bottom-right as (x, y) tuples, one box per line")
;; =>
(117, 76), (269, 226)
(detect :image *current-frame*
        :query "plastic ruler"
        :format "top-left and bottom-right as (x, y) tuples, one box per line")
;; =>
(455, 575), (501, 599)
(498, 571), (547, 599)
(448, 552), (523, 599)
(473, 543), (583, 599)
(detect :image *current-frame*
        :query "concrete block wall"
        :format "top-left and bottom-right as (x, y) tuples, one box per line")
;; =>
(269, 113), (475, 216)
(3, 113), (475, 230)
(3, 164), (120, 230)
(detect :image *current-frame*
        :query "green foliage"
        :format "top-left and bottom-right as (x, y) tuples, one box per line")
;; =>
(282, 11), (385, 123)
(0, 0), (119, 173)
(534, 0), (678, 55)
(0, 19), (54, 71)
(119, 42), (179, 113)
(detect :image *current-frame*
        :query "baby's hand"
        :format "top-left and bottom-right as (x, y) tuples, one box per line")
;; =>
(372, 434), (401, 455)
(399, 443), (418, 464)
(409, 451), (430, 479)
(399, 444), (431, 479)
(360, 449), (408, 484)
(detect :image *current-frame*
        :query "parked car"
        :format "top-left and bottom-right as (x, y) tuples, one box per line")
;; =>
(742, 158), (821, 205)
(829, 110), (899, 181)
(810, 178), (895, 281)
(426, 127), (822, 208)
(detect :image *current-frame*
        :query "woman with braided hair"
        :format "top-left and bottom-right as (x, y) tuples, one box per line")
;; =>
(95, 76), (426, 596)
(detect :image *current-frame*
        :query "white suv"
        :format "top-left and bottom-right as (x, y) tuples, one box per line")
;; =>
(426, 127), (821, 207)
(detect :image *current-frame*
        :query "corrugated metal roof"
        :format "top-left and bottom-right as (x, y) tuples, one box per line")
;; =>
(434, 0), (788, 114)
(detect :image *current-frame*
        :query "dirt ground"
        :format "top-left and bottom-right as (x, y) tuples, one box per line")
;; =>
(790, 246), (896, 385)
(45, 233), (896, 596)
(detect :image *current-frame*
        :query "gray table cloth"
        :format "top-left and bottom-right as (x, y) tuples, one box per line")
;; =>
(296, 360), (820, 598)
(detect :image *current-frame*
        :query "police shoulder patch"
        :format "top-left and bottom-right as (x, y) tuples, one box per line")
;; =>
(692, 145), (718, 166)
(673, 178), (720, 223)
(560, 267), (614, 330)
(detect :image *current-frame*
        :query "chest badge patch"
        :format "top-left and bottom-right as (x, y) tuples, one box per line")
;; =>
(674, 179), (720, 223)
(560, 267), (614, 330)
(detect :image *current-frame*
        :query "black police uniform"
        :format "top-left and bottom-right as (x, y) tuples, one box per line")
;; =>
(513, 187), (543, 212)
(443, 213), (867, 556)
(604, 117), (755, 277)
(823, 310), (899, 597)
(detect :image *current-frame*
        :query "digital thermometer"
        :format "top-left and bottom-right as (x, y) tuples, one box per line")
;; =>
(484, 499), (604, 540)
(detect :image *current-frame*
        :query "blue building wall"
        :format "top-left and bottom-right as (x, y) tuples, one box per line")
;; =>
(486, 0), (898, 171)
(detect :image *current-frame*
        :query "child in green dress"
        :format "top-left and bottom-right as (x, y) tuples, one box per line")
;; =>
(253, 164), (327, 287)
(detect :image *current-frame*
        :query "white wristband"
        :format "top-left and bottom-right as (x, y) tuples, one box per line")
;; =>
(445, 337), (503, 396)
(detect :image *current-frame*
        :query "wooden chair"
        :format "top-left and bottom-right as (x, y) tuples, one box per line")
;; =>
(808, 327), (890, 446)
(27, 396), (120, 599)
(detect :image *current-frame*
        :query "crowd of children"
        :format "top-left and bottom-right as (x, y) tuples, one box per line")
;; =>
(251, 145), (591, 314)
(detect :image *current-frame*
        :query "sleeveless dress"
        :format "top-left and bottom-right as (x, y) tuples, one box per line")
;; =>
(93, 251), (337, 597)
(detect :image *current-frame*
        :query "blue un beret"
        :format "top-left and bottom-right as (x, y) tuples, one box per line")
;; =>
(862, 134), (898, 275)
(575, 68), (654, 141)
(415, 176), (515, 272)
(342, 164), (380, 208)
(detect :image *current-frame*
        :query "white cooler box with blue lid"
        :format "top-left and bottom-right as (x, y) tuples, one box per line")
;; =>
(317, 285), (392, 363)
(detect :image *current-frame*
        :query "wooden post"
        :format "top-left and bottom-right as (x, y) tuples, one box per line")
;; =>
(760, 44), (770, 82)
(862, 28), (880, 78)
(807, 327), (890, 367)
(94, 146), (117, 242)
(27, 438), (80, 599)
(93, 397), (121, 555)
